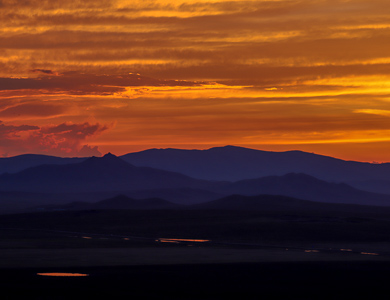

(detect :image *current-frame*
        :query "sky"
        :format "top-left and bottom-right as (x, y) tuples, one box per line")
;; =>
(1, 0), (390, 162)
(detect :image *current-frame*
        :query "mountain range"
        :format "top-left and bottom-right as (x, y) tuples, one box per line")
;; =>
(1, 149), (390, 213)
(2, 146), (390, 194)
(0, 153), (217, 193)
(0, 154), (85, 174)
(31, 194), (179, 212)
(30, 193), (390, 217)
(120, 145), (390, 182)
(218, 173), (390, 206)
(121, 146), (390, 194)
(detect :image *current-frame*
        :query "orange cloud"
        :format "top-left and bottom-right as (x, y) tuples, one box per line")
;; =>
(0, 120), (111, 157)
(0, 72), (204, 96)
(0, 102), (69, 119)
(1, 0), (390, 161)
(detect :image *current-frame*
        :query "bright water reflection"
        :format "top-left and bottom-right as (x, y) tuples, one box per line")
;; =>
(360, 252), (379, 256)
(37, 273), (89, 277)
(156, 238), (210, 244)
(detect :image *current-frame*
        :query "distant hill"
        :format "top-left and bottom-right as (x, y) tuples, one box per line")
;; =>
(120, 146), (390, 188)
(30, 193), (390, 215)
(194, 194), (325, 211)
(220, 173), (390, 206)
(0, 188), (218, 214)
(124, 188), (223, 205)
(2, 154), (390, 209)
(346, 179), (390, 195)
(31, 194), (179, 212)
(95, 195), (178, 210)
(0, 154), (85, 174)
(2, 150), (390, 211)
(2, 146), (390, 195)
(0, 153), (219, 193)
(195, 194), (390, 213)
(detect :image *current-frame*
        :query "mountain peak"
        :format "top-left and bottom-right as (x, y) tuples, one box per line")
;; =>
(82, 151), (129, 167)
(103, 152), (117, 158)
(207, 145), (247, 152)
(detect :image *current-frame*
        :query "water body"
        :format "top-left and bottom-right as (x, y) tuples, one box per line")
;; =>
(37, 272), (89, 277)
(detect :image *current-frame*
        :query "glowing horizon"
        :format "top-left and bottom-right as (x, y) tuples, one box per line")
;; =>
(2, 0), (390, 163)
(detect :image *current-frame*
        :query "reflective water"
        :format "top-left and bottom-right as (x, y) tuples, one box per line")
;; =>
(156, 238), (210, 244)
(360, 252), (379, 256)
(37, 273), (89, 277)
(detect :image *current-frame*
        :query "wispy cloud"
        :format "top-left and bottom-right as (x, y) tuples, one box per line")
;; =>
(0, 72), (205, 95)
(1, 0), (390, 160)
(354, 109), (390, 117)
(0, 120), (112, 157)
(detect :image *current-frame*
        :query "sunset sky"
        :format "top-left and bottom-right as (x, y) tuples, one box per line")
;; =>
(2, 0), (390, 161)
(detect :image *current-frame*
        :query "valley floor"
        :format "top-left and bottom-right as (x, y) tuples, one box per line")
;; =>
(1, 241), (390, 269)
(2, 258), (390, 299)
(2, 208), (390, 299)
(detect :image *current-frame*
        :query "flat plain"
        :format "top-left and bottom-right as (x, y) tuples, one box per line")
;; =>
(1, 208), (390, 299)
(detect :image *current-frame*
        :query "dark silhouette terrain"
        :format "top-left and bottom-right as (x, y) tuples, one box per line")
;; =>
(1, 149), (390, 299)
(32, 193), (390, 214)
(2, 154), (390, 213)
(121, 145), (390, 182)
(220, 173), (390, 206)
(0, 153), (218, 193)
(32, 194), (179, 211)
(121, 145), (390, 193)
(2, 146), (390, 194)
(0, 154), (85, 174)
(1, 148), (390, 300)
(1, 262), (389, 299)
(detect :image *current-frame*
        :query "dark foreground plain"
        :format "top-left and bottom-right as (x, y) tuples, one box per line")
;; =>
(2, 208), (390, 299)
(3, 261), (390, 299)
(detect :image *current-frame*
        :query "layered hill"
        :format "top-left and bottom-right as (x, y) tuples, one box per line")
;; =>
(0, 154), (85, 174)
(220, 173), (390, 206)
(195, 194), (390, 213)
(3, 146), (390, 183)
(32, 194), (179, 212)
(32, 193), (390, 215)
(2, 151), (390, 212)
(121, 146), (390, 193)
(0, 153), (219, 193)
(2, 146), (390, 195)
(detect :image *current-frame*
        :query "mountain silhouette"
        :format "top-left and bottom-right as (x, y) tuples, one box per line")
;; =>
(2, 151), (390, 210)
(95, 194), (178, 209)
(193, 195), (360, 212)
(219, 173), (390, 206)
(32, 194), (178, 211)
(194, 194), (321, 211)
(0, 154), (85, 174)
(120, 146), (390, 189)
(2, 146), (390, 195)
(30, 193), (390, 214)
(0, 153), (217, 193)
(123, 188), (223, 205)
(194, 194), (389, 212)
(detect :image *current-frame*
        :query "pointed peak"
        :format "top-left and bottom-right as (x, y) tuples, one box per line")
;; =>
(82, 151), (130, 166)
(103, 152), (117, 158)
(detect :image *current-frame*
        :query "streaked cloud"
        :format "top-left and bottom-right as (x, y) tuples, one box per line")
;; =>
(354, 109), (390, 117)
(0, 120), (111, 157)
(1, 0), (390, 161)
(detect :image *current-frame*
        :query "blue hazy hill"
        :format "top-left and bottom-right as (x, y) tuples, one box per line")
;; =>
(0, 153), (219, 193)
